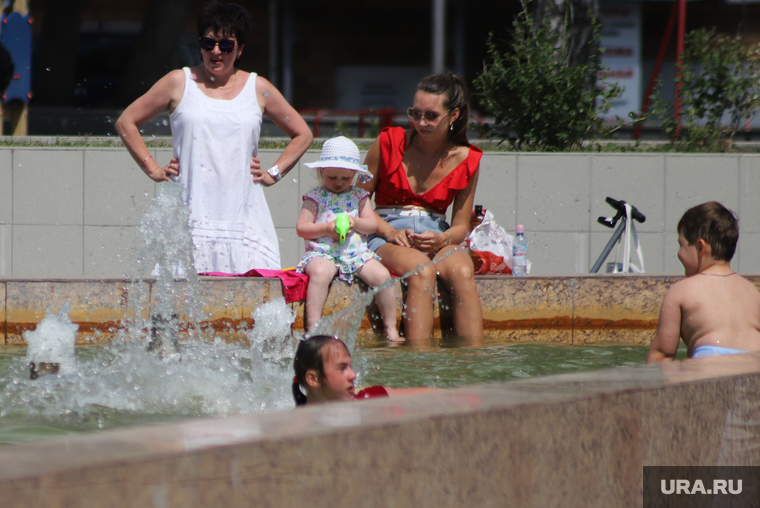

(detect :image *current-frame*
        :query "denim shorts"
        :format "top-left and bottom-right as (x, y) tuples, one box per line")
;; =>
(367, 214), (450, 252)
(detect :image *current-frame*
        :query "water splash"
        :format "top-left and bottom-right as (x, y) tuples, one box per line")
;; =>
(309, 290), (374, 354)
(248, 297), (297, 366)
(24, 304), (78, 377)
(0, 339), (295, 428)
(126, 182), (204, 359)
(0, 301), (299, 428)
(0, 183), (305, 428)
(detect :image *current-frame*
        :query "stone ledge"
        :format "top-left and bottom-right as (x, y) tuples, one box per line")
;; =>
(1, 353), (758, 506)
(5, 275), (753, 345)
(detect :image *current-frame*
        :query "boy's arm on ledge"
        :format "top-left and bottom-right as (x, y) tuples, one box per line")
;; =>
(647, 287), (683, 363)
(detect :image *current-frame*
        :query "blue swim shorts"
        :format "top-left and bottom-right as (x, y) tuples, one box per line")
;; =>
(367, 214), (450, 252)
(691, 345), (747, 359)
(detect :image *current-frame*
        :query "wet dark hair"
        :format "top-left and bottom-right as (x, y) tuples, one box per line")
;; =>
(292, 335), (350, 406)
(677, 201), (739, 262)
(197, 1), (251, 67)
(413, 72), (471, 146)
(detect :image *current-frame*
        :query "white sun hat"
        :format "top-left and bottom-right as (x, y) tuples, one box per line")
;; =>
(304, 136), (373, 181)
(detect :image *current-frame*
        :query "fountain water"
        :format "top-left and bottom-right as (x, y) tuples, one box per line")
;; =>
(0, 185), (307, 439)
(126, 182), (203, 361)
(0, 297), (303, 442)
(24, 303), (77, 379)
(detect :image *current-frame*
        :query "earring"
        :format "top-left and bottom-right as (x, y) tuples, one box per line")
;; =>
(449, 122), (454, 131)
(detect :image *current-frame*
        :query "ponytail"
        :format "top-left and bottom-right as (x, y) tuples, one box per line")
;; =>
(292, 377), (308, 406)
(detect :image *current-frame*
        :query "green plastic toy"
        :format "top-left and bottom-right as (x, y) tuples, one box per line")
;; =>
(335, 213), (350, 242)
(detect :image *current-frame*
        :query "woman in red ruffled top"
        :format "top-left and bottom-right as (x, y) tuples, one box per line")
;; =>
(361, 73), (483, 343)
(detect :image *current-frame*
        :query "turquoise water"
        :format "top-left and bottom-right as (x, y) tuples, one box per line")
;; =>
(0, 340), (681, 446)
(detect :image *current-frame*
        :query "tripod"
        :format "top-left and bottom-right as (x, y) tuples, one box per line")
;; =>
(590, 197), (646, 274)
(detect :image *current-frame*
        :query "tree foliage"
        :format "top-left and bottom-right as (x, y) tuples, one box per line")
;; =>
(651, 28), (760, 151)
(530, 0), (599, 91)
(474, 5), (622, 151)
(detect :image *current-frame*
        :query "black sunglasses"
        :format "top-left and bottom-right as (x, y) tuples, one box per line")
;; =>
(406, 107), (452, 122)
(199, 37), (237, 53)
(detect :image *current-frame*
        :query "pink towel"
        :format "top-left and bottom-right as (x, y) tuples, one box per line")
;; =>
(199, 269), (309, 303)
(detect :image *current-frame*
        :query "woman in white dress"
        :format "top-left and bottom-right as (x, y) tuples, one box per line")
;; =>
(116, 1), (312, 272)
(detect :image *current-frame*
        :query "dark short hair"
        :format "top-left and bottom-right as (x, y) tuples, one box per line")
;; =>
(292, 335), (349, 406)
(197, 1), (251, 44)
(677, 201), (739, 261)
(415, 72), (471, 146)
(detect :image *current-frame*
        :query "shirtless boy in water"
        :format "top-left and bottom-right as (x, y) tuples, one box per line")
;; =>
(647, 202), (760, 362)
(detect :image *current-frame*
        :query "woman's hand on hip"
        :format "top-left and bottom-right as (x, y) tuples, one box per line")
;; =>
(249, 157), (263, 180)
(250, 157), (274, 186)
(146, 157), (179, 182)
(250, 156), (261, 174)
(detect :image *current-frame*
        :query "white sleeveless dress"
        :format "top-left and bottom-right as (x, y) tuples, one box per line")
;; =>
(170, 67), (280, 272)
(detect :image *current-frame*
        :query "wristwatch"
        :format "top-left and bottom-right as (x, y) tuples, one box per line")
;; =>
(267, 165), (282, 182)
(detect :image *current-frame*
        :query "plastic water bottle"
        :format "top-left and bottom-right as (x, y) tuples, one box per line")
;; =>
(513, 224), (528, 276)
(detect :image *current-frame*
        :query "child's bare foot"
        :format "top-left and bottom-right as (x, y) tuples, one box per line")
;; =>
(385, 327), (405, 342)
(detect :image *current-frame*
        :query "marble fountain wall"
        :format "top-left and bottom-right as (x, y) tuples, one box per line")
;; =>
(1, 145), (759, 278)
(6, 274), (758, 346)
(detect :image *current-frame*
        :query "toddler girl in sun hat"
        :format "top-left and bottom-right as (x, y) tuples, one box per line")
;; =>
(296, 137), (402, 342)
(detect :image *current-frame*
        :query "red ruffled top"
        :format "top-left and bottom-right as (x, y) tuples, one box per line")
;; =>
(373, 127), (482, 215)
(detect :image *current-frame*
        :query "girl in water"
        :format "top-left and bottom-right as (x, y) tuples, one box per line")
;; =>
(292, 335), (432, 405)
(296, 137), (401, 342)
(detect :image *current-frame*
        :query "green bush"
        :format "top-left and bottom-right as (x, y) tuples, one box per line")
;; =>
(473, 6), (623, 152)
(650, 28), (760, 152)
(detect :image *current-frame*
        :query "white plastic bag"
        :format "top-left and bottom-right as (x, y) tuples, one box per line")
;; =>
(467, 210), (514, 275)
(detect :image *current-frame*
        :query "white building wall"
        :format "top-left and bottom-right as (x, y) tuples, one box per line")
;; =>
(0, 146), (758, 277)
